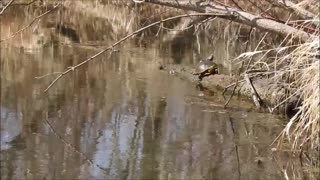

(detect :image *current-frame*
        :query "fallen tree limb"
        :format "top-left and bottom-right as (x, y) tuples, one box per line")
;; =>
(143, 0), (313, 42)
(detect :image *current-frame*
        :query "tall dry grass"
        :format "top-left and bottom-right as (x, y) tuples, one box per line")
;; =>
(277, 33), (320, 179)
(233, 14), (319, 177)
(275, 37), (319, 151)
(236, 18), (319, 153)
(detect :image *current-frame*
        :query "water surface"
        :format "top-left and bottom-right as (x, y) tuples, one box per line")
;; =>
(1, 42), (308, 180)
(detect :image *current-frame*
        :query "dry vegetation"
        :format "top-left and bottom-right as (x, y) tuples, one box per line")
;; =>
(274, 36), (319, 151)
(225, 2), (319, 154)
(238, 29), (319, 154)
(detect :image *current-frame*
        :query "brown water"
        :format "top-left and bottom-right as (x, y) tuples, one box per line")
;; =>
(0, 4), (311, 180)
(1, 42), (310, 180)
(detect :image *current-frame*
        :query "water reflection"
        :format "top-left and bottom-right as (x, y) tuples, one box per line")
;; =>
(1, 42), (309, 180)
(0, 107), (22, 151)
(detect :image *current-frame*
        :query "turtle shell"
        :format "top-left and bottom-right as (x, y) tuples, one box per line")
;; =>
(195, 54), (216, 73)
(197, 60), (215, 72)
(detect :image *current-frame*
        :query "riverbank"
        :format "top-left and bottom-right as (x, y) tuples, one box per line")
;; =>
(159, 63), (295, 114)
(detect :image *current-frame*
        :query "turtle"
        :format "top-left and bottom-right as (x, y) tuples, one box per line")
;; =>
(193, 54), (219, 81)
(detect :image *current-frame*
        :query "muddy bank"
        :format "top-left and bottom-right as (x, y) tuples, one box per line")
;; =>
(160, 64), (297, 115)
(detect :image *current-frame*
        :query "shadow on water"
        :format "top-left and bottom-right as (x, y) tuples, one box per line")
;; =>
(0, 5), (314, 180)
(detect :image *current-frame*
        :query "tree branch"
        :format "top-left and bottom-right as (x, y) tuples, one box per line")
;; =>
(143, 0), (314, 42)
(0, 2), (61, 42)
(265, 0), (316, 19)
(43, 13), (220, 92)
(0, 0), (15, 15)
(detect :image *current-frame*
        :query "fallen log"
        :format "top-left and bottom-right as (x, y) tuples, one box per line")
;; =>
(144, 0), (314, 42)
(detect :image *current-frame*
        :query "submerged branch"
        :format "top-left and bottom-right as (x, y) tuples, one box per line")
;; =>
(43, 118), (109, 175)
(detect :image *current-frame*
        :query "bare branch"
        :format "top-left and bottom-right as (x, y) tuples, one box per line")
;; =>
(144, 0), (314, 42)
(0, 2), (61, 42)
(34, 72), (63, 79)
(224, 62), (244, 108)
(0, 0), (15, 15)
(43, 13), (220, 92)
(265, 0), (316, 19)
(270, 89), (300, 112)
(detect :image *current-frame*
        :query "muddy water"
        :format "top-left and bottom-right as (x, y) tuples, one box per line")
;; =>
(0, 41), (308, 180)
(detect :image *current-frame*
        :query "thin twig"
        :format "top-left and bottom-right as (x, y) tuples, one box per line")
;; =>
(228, 115), (242, 179)
(34, 72), (63, 79)
(223, 79), (239, 107)
(154, 10), (212, 35)
(155, 20), (162, 36)
(245, 32), (269, 71)
(43, 13), (221, 92)
(0, 2), (61, 42)
(222, 79), (246, 98)
(174, 0), (195, 21)
(222, 69), (271, 98)
(223, 62), (244, 107)
(244, 27), (254, 51)
(157, 24), (194, 31)
(232, 44), (303, 62)
(230, 0), (243, 11)
(193, 16), (213, 35)
(270, 88), (300, 112)
(247, 0), (275, 18)
(223, 25), (253, 100)
(0, 0), (15, 15)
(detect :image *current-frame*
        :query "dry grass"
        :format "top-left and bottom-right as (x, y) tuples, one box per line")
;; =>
(233, 15), (319, 153)
(230, 4), (320, 153)
(275, 36), (319, 151)
(232, 14), (319, 177)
